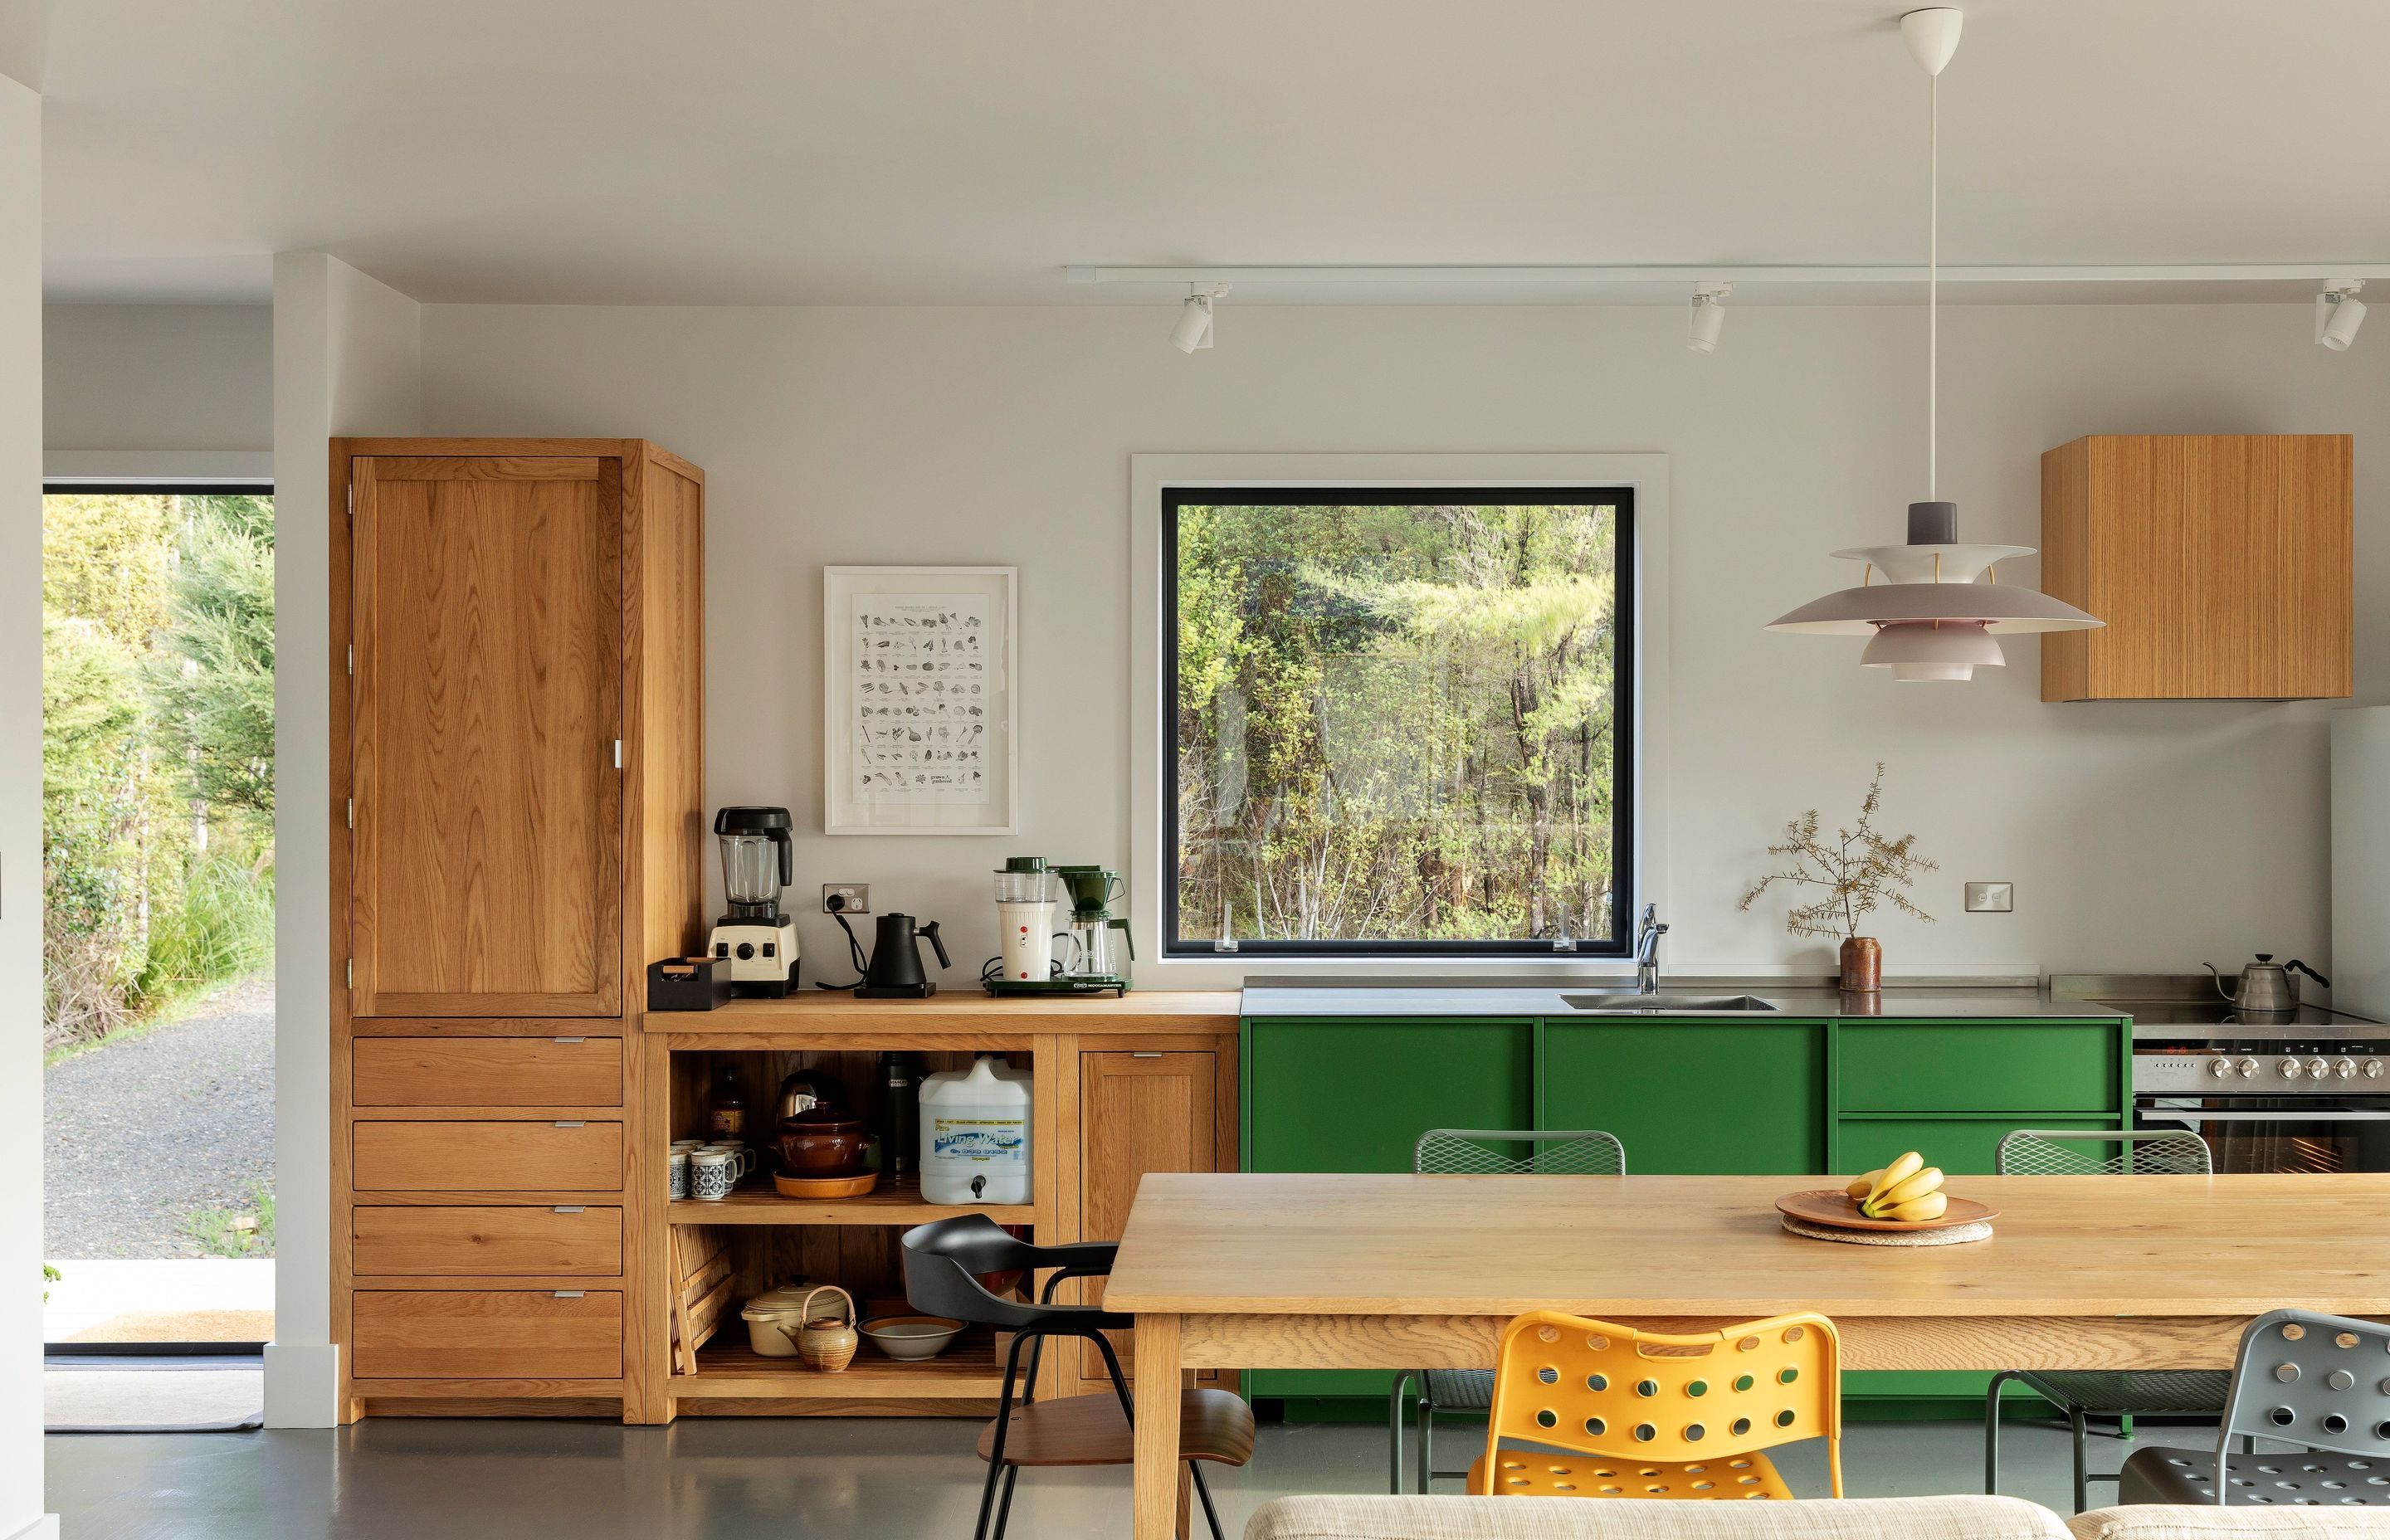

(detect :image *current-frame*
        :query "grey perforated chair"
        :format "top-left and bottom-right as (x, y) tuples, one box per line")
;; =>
(2119, 1309), (2390, 1506)
(1388, 1128), (1627, 1494)
(1985, 1128), (2221, 1513)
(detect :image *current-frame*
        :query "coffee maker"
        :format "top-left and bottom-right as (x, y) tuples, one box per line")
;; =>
(709, 807), (798, 997)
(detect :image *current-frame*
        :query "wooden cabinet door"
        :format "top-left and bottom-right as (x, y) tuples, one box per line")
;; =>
(351, 455), (624, 1016)
(1078, 1052), (1216, 1387)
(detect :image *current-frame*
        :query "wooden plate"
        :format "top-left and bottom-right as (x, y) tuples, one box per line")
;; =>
(774, 1171), (878, 1200)
(1775, 1189), (1997, 1231)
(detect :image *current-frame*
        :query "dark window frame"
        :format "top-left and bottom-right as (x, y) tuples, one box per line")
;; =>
(1161, 485), (1636, 959)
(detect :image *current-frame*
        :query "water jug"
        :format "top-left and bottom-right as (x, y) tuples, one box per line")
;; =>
(919, 1055), (1032, 1204)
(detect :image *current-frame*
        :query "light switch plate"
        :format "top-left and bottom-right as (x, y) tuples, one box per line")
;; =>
(1963, 880), (2013, 914)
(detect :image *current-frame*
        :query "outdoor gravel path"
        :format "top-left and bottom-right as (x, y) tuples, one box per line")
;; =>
(45, 976), (276, 1260)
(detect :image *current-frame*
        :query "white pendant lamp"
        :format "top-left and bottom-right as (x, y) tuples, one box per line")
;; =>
(1766, 7), (2102, 680)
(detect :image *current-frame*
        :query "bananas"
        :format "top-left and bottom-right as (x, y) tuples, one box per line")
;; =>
(1847, 1150), (1948, 1221)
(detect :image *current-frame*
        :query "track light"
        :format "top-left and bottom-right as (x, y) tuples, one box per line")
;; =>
(1173, 284), (1228, 353)
(1686, 282), (1731, 353)
(2317, 279), (2366, 351)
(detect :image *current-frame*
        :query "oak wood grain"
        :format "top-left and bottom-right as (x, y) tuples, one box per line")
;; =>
(352, 1120), (623, 1192)
(1105, 1172), (2390, 1318)
(353, 1036), (623, 1107)
(352, 1206), (622, 1277)
(350, 453), (623, 1016)
(1079, 1052), (1216, 1385)
(351, 1290), (623, 1379)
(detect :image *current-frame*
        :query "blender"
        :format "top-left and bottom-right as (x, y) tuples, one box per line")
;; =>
(708, 807), (798, 997)
(991, 857), (1059, 982)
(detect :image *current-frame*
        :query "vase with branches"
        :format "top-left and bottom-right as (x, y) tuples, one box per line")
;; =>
(1739, 762), (1937, 991)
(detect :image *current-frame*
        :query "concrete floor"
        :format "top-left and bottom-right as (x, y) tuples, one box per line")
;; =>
(45, 1413), (2104, 1539)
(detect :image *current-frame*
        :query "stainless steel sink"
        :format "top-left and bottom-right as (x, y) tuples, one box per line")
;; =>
(1560, 993), (1779, 1014)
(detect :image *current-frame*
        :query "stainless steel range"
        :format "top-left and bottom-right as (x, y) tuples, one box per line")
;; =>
(2061, 978), (2390, 1174)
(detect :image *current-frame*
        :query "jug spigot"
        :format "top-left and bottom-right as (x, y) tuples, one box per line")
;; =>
(918, 919), (951, 970)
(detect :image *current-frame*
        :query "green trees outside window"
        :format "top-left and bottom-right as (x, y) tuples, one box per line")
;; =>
(1168, 492), (1632, 953)
(42, 490), (276, 1046)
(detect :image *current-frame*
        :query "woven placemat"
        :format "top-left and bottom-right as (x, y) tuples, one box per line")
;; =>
(1782, 1215), (1993, 1247)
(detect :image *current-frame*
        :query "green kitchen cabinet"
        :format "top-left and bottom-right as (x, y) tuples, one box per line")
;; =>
(1836, 1021), (2123, 1114)
(1543, 1020), (1828, 1174)
(1835, 1114), (2119, 1178)
(1242, 1016), (1535, 1400)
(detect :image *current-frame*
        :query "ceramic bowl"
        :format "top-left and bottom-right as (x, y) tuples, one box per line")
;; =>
(776, 1116), (871, 1177)
(859, 1314), (964, 1362)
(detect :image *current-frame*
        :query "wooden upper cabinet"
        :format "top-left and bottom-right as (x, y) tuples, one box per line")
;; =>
(351, 453), (625, 1015)
(2041, 435), (2353, 701)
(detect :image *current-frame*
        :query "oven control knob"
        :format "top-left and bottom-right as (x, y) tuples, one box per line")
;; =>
(2209, 1055), (2236, 1078)
(2238, 1057), (2263, 1079)
(2366, 1059), (2385, 1079)
(2334, 1057), (2359, 1079)
(2307, 1058), (2332, 1080)
(2279, 1058), (2305, 1079)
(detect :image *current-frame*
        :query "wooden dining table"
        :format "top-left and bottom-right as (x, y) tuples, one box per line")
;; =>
(1102, 1171), (2390, 1538)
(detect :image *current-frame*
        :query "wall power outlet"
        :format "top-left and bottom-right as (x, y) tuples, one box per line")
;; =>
(822, 884), (871, 914)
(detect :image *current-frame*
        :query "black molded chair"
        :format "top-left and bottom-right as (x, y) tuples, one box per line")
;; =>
(2119, 1309), (2390, 1507)
(900, 1215), (1254, 1540)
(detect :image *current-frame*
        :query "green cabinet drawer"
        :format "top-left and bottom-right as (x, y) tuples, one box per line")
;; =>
(1836, 1022), (2121, 1113)
(1835, 1115), (2119, 1177)
(1244, 1017), (1534, 1174)
(1245, 1016), (1534, 1402)
(1544, 1020), (1827, 1174)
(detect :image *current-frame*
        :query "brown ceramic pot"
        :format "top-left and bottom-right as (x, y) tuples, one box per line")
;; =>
(776, 1113), (872, 1177)
(1839, 935), (1882, 993)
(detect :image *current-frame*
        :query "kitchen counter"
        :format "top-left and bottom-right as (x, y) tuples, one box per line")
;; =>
(1236, 985), (2130, 1020)
(648, 988), (1241, 1039)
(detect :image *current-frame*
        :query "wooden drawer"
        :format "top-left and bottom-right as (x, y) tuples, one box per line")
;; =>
(352, 1121), (622, 1192)
(1836, 1023), (2120, 1113)
(353, 1206), (622, 1276)
(351, 1289), (622, 1380)
(354, 1036), (622, 1107)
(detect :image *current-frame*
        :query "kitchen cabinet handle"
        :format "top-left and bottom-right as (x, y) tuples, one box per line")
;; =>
(553, 1290), (584, 1299)
(552, 1206), (584, 1214)
(1132, 1052), (1163, 1059)
(553, 1036), (584, 1044)
(553, 1120), (585, 1128)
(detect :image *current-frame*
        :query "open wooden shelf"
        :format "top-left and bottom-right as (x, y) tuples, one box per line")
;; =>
(673, 1333), (1008, 1400)
(666, 1176), (1034, 1226)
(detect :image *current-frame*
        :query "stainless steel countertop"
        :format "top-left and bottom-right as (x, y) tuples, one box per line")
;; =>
(1236, 986), (2130, 1020)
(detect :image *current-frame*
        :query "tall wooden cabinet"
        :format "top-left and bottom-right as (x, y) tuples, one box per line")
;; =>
(331, 439), (704, 1422)
(2041, 434), (2353, 701)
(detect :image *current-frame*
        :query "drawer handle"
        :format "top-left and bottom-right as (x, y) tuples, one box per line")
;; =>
(1132, 1052), (1163, 1059)
(553, 1290), (584, 1299)
(554, 1121), (585, 1128)
(553, 1206), (585, 1214)
(553, 1036), (585, 1045)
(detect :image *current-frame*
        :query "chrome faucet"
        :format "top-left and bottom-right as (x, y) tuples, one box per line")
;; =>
(1633, 903), (1669, 994)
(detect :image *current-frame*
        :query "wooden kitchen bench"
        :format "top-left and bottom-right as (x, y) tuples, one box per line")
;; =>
(629, 990), (1240, 1424)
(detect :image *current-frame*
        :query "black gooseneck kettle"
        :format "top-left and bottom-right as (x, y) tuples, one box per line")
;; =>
(855, 913), (950, 999)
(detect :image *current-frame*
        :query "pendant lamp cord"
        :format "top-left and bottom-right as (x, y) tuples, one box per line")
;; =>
(1928, 70), (1939, 501)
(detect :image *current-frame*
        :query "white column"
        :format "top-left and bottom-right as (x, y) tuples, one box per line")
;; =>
(0, 51), (60, 1540)
(266, 253), (419, 1427)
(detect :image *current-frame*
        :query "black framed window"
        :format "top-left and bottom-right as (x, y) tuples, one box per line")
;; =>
(1164, 488), (1635, 958)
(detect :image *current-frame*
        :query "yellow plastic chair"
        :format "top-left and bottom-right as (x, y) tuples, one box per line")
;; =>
(1468, 1310), (1843, 1501)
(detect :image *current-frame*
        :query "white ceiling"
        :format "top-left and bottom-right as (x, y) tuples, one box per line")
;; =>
(37, 0), (2390, 305)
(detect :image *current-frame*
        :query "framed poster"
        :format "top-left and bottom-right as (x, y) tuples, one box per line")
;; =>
(823, 565), (1017, 835)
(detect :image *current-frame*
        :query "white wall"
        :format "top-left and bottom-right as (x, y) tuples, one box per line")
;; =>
(417, 302), (2390, 985)
(42, 303), (271, 456)
(0, 60), (56, 1540)
(266, 251), (419, 1428)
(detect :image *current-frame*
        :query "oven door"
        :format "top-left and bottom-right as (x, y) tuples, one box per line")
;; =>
(2136, 1096), (2390, 1174)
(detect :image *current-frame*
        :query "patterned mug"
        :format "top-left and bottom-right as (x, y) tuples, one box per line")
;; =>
(690, 1148), (739, 1201)
(703, 1144), (755, 1182)
(666, 1148), (690, 1200)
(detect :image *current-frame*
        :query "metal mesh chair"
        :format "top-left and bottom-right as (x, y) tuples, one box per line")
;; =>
(1390, 1129), (1627, 1493)
(1985, 1128), (2222, 1513)
(2119, 1309), (2390, 1506)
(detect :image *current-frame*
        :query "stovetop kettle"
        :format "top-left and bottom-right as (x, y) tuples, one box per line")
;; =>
(2205, 953), (2329, 1016)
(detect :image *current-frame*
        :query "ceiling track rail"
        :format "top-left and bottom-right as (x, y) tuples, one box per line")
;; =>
(1064, 263), (2390, 288)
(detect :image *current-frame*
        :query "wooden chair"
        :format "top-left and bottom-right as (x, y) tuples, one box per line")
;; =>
(901, 1216), (1255, 1540)
(1391, 1128), (1627, 1493)
(1469, 1309), (1842, 1501)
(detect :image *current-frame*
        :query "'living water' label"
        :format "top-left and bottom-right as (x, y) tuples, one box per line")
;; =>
(932, 1117), (1027, 1163)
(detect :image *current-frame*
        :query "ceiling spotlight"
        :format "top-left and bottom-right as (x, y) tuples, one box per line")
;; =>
(1173, 284), (1228, 353)
(2317, 279), (2366, 351)
(1687, 282), (1732, 353)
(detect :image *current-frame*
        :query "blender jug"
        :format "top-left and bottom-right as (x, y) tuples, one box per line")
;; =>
(714, 807), (793, 919)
